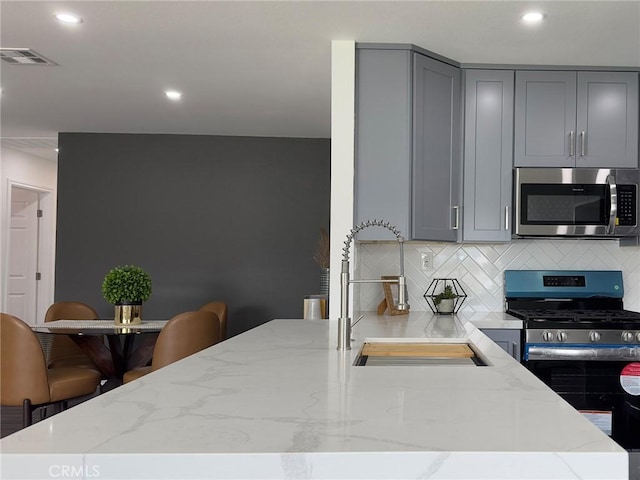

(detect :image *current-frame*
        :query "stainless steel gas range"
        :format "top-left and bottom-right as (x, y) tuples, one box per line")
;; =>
(505, 270), (640, 451)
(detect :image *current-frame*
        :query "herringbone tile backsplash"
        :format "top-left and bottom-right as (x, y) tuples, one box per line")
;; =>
(354, 240), (640, 313)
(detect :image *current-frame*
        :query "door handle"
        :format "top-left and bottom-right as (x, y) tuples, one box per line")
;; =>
(505, 206), (510, 231)
(606, 175), (617, 234)
(569, 131), (575, 157)
(452, 206), (460, 230)
(580, 131), (586, 156)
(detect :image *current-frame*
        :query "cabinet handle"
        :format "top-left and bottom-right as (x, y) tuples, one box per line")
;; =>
(569, 131), (575, 156)
(453, 206), (460, 230)
(580, 131), (586, 156)
(511, 342), (518, 359)
(505, 206), (510, 231)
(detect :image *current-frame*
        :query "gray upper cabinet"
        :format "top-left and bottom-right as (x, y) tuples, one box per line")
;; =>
(463, 70), (514, 242)
(355, 46), (462, 242)
(576, 72), (638, 168)
(355, 48), (412, 240)
(514, 71), (575, 167)
(412, 53), (462, 242)
(515, 71), (638, 168)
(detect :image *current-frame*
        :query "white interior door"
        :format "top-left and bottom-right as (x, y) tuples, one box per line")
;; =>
(7, 187), (40, 325)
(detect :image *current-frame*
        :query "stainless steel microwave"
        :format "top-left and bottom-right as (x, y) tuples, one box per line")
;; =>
(514, 168), (639, 237)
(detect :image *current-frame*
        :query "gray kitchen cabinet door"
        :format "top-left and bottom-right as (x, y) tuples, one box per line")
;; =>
(576, 72), (638, 168)
(514, 71), (576, 167)
(354, 49), (413, 241)
(412, 53), (462, 242)
(481, 329), (521, 360)
(515, 70), (638, 168)
(463, 70), (514, 242)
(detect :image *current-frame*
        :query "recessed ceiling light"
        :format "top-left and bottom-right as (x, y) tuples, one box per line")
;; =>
(521, 11), (545, 23)
(54, 13), (83, 24)
(165, 90), (183, 100)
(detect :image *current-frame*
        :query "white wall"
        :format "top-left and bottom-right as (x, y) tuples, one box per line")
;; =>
(329, 40), (355, 322)
(0, 146), (57, 318)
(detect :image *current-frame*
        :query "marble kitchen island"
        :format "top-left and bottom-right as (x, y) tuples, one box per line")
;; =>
(0, 313), (628, 479)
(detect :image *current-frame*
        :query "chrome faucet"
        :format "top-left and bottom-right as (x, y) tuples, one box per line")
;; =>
(337, 220), (409, 350)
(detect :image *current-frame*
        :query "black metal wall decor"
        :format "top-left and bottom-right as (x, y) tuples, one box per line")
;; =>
(424, 278), (467, 315)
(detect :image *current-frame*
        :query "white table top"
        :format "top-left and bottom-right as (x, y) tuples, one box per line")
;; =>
(38, 319), (168, 330)
(1, 311), (626, 480)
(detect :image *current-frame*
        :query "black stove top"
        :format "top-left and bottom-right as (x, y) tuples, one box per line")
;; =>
(509, 308), (640, 322)
(508, 308), (640, 330)
(504, 287), (640, 330)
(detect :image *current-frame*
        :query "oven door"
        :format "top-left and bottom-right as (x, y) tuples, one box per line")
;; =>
(524, 351), (640, 450)
(514, 167), (639, 237)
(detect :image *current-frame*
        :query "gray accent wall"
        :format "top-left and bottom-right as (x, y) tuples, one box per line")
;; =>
(55, 133), (330, 336)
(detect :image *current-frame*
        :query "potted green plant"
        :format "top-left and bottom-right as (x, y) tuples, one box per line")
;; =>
(102, 265), (152, 325)
(433, 284), (457, 314)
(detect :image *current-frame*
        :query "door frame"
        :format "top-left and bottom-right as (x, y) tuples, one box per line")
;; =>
(3, 180), (56, 324)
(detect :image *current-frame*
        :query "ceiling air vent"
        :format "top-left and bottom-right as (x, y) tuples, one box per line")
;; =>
(0, 48), (57, 66)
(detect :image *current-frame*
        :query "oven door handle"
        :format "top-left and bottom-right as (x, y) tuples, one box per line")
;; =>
(526, 345), (640, 361)
(606, 174), (617, 235)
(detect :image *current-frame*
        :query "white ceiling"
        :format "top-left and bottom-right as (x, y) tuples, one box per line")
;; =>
(1, 1), (639, 162)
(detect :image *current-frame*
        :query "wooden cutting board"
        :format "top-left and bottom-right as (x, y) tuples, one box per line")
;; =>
(362, 342), (474, 358)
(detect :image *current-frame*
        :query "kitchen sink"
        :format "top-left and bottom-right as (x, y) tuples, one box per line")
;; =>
(354, 342), (487, 366)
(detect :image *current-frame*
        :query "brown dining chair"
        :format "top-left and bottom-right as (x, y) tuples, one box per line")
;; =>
(123, 310), (221, 384)
(45, 301), (99, 370)
(199, 301), (228, 340)
(0, 313), (102, 427)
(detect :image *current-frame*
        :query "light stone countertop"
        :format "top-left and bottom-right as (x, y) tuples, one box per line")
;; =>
(0, 312), (626, 480)
(361, 309), (524, 330)
(454, 310), (523, 329)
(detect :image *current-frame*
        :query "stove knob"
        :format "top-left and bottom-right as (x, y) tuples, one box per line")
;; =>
(621, 331), (635, 343)
(542, 330), (554, 342)
(636, 332), (640, 342)
(589, 331), (601, 343)
(557, 331), (568, 342)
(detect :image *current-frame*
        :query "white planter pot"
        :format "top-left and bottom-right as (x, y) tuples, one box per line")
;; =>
(436, 298), (455, 314)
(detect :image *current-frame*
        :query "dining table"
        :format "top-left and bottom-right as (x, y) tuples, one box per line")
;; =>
(33, 320), (167, 389)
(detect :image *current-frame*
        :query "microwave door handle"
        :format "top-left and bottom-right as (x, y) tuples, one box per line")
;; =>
(606, 175), (617, 234)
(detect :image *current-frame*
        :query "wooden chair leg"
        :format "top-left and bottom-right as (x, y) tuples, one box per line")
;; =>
(22, 399), (33, 427)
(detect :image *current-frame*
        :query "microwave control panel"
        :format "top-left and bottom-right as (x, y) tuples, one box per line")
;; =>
(617, 184), (637, 226)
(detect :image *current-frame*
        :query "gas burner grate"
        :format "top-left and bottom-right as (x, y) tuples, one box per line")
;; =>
(509, 308), (640, 322)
